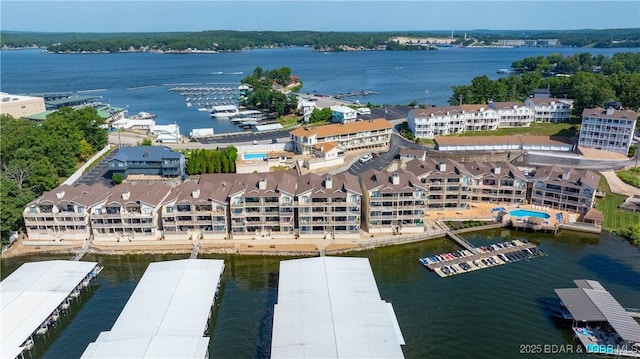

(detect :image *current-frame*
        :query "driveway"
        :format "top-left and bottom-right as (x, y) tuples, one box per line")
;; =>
(600, 170), (640, 196)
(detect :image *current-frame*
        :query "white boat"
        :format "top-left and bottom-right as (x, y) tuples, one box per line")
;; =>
(36, 324), (48, 335)
(210, 104), (239, 118)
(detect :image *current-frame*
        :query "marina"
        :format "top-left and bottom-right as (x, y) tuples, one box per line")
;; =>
(555, 280), (640, 357)
(81, 259), (225, 359)
(0, 260), (102, 359)
(419, 238), (546, 277)
(271, 257), (405, 359)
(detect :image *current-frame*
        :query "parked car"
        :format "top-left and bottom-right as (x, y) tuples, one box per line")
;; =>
(359, 154), (373, 163)
(252, 140), (258, 145)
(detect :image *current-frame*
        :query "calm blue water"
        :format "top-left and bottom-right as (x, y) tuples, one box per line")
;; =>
(1, 47), (632, 134)
(510, 209), (551, 219)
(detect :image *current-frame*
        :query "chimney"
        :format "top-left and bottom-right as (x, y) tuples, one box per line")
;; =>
(493, 166), (501, 175)
(325, 176), (333, 189)
(437, 162), (446, 171)
(562, 171), (570, 180)
(122, 189), (130, 200)
(258, 178), (267, 190)
(606, 107), (614, 115)
(391, 172), (400, 185)
(56, 189), (65, 199)
(192, 188), (200, 198)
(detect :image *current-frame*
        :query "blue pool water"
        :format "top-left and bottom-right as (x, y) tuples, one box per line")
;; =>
(509, 209), (551, 219)
(243, 153), (267, 160)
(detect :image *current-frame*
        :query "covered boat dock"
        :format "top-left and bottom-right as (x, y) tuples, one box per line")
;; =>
(555, 280), (640, 357)
(80, 259), (225, 359)
(271, 257), (405, 358)
(1, 260), (100, 359)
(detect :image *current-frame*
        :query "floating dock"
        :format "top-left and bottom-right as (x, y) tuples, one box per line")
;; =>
(1, 260), (101, 359)
(81, 259), (224, 359)
(271, 257), (405, 359)
(419, 239), (546, 277)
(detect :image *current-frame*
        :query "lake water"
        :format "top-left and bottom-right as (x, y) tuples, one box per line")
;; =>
(2, 230), (639, 359)
(0, 46), (631, 134)
(1, 46), (639, 358)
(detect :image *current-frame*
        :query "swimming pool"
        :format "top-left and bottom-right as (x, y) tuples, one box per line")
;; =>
(509, 209), (550, 219)
(242, 153), (267, 160)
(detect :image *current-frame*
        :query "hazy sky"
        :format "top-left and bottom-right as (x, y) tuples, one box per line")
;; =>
(1, 1), (639, 33)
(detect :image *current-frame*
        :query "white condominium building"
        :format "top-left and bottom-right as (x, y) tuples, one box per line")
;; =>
(525, 97), (573, 123)
(578, 107), (638, 155)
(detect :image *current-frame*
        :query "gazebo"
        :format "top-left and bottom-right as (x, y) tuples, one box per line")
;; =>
(581, 208), (604, 227)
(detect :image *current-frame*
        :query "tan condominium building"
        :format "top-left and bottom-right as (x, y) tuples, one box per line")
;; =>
(296, 172), (362, 239)
(464, 161), (528, 204)
(578, 107), (638, 155)
(160, 174), (237, 240)
(0, 92), (46, 119)
(90, 183), (171, 241)
(23, 184), (110, 241)
(530, 166), (599, 213)
(228, 171), (298, 239)
(289, 118), (393, 155)
(404, 158), (473, 210)
(360, 169), (426, 235)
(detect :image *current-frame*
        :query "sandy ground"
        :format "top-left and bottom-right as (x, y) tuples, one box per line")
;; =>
(600, 170), (640, 196)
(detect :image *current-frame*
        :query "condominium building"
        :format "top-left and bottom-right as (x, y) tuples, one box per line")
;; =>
(404, 159), (473, 210)
(360, 169), (426, 234)
(487, 101), (534, 127)
(108, 146), (185, 179)
(578, 107), (638, 155)
(90, 183), (171, 241)
(525, 97), (573, 123)
(160, 174), (236, 240)
(465, 161), (528, 204)
(23, 184), (110, 241)
(407, 105), (499, 139)
(296, 172), (362, 239)
(530, 166), (599, 213)
(290, 119), (393, 155)
(228, 172), (298, 239)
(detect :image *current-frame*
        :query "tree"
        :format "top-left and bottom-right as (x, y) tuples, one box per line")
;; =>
(309, 108), (332, 123)
(111, 173), (124, 185)
(140, 138), (153, 146)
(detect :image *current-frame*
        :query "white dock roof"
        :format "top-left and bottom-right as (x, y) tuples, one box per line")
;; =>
(271, 257), (405, 359)
(1, 260), (98, 359)
(81, 259), (225, 359)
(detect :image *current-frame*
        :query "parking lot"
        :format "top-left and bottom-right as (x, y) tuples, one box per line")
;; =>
(75, 149), (119, 187)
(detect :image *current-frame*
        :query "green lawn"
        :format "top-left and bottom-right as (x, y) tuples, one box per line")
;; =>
(449, 122), (578, 137)
(278, 115), (301, 129)
(596, 175), (640, 232)
(616, 167), (640, 188)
